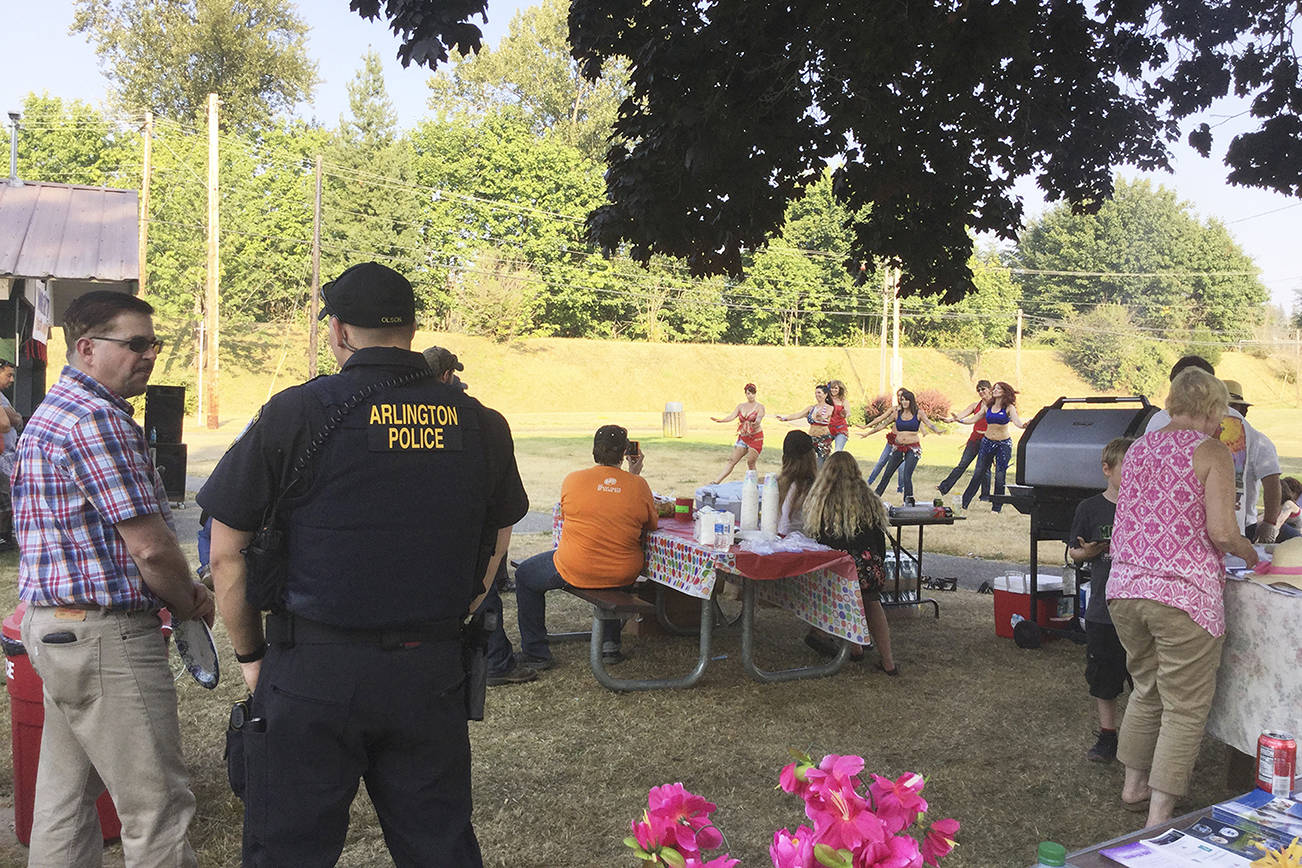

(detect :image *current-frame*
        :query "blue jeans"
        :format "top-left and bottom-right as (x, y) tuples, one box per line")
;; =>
(937, 437), (989, 497)
(515, 550), (622, 660)
(475, 560), (515, 676)
(833, 433), (848, 452)
(963, 437), (1011, 510)
(866, 444), (892, 484)
(875, 448), (920, 499)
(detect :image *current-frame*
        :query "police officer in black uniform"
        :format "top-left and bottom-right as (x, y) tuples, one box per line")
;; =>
(197, 262), (528, 867)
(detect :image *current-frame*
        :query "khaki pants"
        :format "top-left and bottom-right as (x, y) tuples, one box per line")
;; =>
(1109, 597), (1225, 797)
(21, 606), (197, 868)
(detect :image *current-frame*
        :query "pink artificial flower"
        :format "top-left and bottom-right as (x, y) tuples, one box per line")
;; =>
(771, 826), (816, 868)
(684, 855), (740, 868)
(921, 817), (960, 866)
(631, 814), (661, 852)
(868, 773), (928, 834)
(803, 754), (866, 799)
(808, 783), (887, 852)
(854, 834), (924, 868)
(780, 761), (814, 799)
(646, 783), (723, 855)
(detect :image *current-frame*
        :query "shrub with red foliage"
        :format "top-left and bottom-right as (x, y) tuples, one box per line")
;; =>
(859, 389), (951, 425)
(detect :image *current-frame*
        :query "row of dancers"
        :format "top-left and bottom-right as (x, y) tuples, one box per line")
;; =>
(709, 380), (1027, 507)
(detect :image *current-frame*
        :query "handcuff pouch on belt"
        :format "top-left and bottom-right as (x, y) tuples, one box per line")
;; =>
(241, 368), (435, 612)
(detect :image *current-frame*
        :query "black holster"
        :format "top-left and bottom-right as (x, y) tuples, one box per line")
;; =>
(242, 525), (289, 611)
(462, 608), (494, 722)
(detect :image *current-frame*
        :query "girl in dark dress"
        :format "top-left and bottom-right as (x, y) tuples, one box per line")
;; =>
(802, 451), (899, 674)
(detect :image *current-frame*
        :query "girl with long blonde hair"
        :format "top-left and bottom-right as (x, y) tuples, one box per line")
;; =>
(802, 452), (898, 674)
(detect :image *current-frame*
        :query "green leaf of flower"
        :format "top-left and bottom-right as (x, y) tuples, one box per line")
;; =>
(813, 843), (854, 868)
(659, 847), (687, 868)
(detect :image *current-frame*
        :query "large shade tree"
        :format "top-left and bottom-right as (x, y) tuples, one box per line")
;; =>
(354, 0), (1302, 298)
(73, 0), (318, 130)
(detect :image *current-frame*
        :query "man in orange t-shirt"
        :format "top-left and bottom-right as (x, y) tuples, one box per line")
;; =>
(514, 425), (657, 668)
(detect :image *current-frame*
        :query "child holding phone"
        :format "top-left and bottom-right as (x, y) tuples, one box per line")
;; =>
(1068, 436), (1134, 763)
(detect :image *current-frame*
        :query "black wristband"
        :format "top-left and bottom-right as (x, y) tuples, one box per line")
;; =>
(234, 645), (266, 664)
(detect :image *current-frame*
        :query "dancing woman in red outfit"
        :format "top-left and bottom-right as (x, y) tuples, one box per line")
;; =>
(711, 383), (765, 484)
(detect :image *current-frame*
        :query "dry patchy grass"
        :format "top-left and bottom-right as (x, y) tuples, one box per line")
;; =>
(0, 552), (1239, 867)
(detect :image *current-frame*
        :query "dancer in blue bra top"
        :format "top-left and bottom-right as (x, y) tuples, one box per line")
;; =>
(858, 387), (942, 502)
(957, 381), (1027, 512)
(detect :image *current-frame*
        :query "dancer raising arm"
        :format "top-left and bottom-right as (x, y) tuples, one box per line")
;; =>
(774, 385), (835, 464)
(937, 380), (993, 498)
(863, 388), (942, 502)
(711, 383), (765, 484)
(861, 389), (903, 487)
(826, 380), (851, 452)
(958, 381), (1026, 512)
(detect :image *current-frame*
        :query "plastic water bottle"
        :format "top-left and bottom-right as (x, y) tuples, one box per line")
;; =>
(1035, 841), (1066, 867)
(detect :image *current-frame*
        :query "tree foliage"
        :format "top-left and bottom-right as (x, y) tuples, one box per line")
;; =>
(365, 0), (1302, 301)
(426, 0), (627, 162)
(1059, 305), (1172, 397)
(1015, 177), (1266, 339)
(72, 0), (318, 131)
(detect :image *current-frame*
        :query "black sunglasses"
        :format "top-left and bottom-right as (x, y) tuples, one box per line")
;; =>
(88, 336), (164, 354)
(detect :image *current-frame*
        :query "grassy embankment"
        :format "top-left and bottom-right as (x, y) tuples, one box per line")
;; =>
(60, 324), (1302, 562)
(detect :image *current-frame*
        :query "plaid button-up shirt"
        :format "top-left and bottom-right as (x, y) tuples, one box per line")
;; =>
(13, 366), (174, 609)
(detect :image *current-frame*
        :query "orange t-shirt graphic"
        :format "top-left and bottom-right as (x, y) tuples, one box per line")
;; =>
(554, 465), (658, 589)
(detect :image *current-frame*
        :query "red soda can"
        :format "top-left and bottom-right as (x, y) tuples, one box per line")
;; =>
(1257, 731), (1297, 797)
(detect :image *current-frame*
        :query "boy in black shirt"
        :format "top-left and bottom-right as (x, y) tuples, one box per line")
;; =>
(1068, 436), (1134, 763)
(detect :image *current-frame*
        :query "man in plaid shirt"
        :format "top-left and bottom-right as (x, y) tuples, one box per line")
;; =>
(12, 290), (213, 867)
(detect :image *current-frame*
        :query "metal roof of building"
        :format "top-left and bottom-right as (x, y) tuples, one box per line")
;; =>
(0, 181), (139, 283)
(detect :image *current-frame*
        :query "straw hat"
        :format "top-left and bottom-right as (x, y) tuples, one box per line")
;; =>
(1249, 536), (1302, 591)
(1222, 379), (1252, 406)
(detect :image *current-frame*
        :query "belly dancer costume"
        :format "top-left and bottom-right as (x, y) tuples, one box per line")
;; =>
(736, 409), (764, 454)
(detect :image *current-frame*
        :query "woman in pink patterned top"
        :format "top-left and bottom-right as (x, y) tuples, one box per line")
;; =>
(1108, 368), (1258, 827)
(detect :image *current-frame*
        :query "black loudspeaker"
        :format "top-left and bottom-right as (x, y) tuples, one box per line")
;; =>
(145, 385), (185, 444)
(153, 443), (187, 502)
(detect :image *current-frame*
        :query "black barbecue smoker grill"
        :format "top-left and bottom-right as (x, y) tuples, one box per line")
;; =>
(994, 396), (1158, 631)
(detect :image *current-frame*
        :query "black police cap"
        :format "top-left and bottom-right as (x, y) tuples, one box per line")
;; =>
(318, 262), (415, 328)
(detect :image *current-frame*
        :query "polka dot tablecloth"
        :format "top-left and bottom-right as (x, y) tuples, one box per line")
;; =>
(551, 506), (870, 642)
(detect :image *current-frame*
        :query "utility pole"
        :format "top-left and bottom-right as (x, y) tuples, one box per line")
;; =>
(890, 269), (902, 393)
(137, 111), (152, 298)
(878, 271), (889, 396)
(204, 93), (220, 430)
(1015, 307), (1024, 387)
(309, 155), (322, 378)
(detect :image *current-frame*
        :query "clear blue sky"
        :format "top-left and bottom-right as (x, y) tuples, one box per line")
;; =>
(4, 1), (1299, 314)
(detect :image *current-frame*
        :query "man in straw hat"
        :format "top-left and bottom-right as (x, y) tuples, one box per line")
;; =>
(1146, 357), (1281, 542)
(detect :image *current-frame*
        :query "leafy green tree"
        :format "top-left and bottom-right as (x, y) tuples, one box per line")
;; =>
(906, 251), (1018, 377)
(1059, 304), (1172, 397)
(72, 0), (318, 131)
(362, 0), (1302, 299)
(407, 113), (608, 335)
(426, 0), (627, 162)
(1016, 177), (1266, 340)
(320, 52), (428, 316)
(450, 248), (541, 341)
(8, 95), (137, 187)
(728, 248), (831, 346)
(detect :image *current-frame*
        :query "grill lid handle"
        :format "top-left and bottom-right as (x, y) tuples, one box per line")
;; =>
(1048, 395), (1152, 409)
